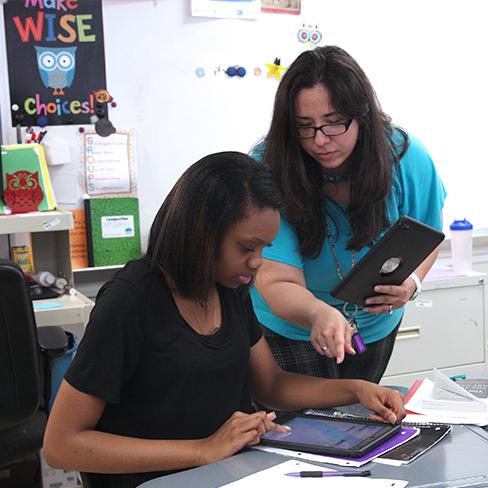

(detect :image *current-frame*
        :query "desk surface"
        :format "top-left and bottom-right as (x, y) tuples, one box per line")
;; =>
(140, 425), (488, 487)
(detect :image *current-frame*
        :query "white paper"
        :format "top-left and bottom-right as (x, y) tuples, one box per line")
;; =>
(429, 369), (486, 404)
(372, 458), (405, 467)
(85, 132), (132, 195)
(405, 370), (488, 426)
(253, 445), (366, 467)
(403, 412), (488, 426)
(191, 0), (259, 19)
(220, 460), (408, 487)
(101, 215), (135, 238)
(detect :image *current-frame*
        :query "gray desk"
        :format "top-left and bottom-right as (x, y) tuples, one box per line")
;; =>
(140, 425), (488, 487)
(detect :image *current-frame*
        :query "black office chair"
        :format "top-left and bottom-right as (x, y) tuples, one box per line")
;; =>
(0, 260), (69, 486)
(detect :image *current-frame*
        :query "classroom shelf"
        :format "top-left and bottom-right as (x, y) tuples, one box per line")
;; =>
(0, 208), (94, 338)
(73, 264), (124, 273)
(0, 208), (74, 234)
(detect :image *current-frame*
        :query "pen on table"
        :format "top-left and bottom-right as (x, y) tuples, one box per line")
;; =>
(285, 469), (371, 478)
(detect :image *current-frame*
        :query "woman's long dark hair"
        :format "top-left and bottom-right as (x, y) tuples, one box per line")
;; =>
(146, 151), (282, 301)
(263, 46), (408, 257)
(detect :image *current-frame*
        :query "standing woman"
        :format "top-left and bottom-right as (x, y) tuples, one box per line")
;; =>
(43, 151), (405, 488)
(251, 46), (446, 382)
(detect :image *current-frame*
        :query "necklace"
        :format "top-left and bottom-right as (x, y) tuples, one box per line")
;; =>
(326, 224), (367, 353)
(189, 292), (221, 335)
(172, 286), (221, 336)
(161, 268), (222, 335)
(322, 170), (350, 184)
(326, 224), (356, 279)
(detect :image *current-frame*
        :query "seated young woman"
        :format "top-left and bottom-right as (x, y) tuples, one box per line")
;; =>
(43, 151), (405, 488)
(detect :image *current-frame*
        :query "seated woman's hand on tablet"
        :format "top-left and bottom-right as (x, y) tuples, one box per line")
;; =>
(199, 411), (290, 463)
(363, 277), (417, 314)
(310, 305), (356, 362)
(354, 381), (406, 424)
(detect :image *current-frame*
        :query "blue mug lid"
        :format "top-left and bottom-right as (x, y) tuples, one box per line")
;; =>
(450, 219), (473, 231)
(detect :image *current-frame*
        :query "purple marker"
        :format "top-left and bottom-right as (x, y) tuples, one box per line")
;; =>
(285, 469), (371, 478)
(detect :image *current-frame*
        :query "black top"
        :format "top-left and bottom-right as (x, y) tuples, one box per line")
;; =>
(65, 258), (262, 488)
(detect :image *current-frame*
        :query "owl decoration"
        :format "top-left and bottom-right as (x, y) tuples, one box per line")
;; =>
(297, 25), (322, 47)
(35, 46), (78, 96)
(3, 170), (44, 214)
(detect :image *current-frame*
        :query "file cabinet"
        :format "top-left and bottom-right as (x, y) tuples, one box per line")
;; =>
(382, 271), (487, 388)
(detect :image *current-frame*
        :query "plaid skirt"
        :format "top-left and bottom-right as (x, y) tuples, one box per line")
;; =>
(261, 318), (402, 383)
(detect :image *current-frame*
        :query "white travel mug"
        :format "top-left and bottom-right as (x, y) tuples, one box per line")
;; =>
(449, 219), (473, 274)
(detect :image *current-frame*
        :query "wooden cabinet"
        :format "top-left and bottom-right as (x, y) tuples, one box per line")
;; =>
(382, 271), (487, 388)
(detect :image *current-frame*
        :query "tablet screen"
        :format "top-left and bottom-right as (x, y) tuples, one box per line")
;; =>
(260, 413), (401, 457)
(263, 416), (385, 449)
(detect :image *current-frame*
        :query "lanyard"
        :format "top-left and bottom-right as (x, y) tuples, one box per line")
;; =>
(326, 224), (367, 354)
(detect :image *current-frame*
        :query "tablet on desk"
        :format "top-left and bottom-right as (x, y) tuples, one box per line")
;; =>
(260, 412), (401, 457)
(330, 216), (445, 306)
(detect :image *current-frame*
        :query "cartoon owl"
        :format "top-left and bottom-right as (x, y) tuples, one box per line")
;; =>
(297, 25), (322, 46)
(35, 46), (78, 96)
(3, 171), (44, 214)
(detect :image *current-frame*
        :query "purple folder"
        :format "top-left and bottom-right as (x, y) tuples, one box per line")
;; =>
(322, 427), (420, 466)
(254, 426), (420, 467)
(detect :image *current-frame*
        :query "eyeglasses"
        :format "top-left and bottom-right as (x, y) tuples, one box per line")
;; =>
(297, 119), (353, 139)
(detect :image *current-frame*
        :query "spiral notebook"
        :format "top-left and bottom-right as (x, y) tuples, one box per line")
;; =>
(304, 408), (447, 427)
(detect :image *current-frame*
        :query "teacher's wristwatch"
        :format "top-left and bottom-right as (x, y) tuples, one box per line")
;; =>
(409, 272), (422, 301)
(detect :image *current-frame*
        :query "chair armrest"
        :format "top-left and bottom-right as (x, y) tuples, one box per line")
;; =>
(37, 326), (68, 359)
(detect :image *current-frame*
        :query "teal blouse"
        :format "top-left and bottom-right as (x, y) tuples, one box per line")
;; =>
(250, 131), (447, 343)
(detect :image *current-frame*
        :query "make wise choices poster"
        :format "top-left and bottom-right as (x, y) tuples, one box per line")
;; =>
(3, 0), (107, 127)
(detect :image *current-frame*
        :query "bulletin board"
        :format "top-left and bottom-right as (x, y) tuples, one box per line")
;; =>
(1, 0), (487, 248)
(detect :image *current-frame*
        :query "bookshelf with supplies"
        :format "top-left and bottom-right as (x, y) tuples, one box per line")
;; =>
(382, 270), (488, 388)
(0, 208), (94, 340)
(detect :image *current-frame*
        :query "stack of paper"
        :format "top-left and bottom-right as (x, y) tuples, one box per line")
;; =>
(404, 369), (488, 426)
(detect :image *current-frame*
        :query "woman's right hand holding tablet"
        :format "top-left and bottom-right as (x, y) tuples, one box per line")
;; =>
(310, 302), (356, 362)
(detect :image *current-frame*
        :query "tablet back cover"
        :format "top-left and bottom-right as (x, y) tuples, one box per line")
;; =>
(330, 216), (444, 306)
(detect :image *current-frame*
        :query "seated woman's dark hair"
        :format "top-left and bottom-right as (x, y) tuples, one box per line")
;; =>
(147, 151), (283, 301)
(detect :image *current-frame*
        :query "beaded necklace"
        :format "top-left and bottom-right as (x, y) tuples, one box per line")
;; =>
(322, 170), (350, 183)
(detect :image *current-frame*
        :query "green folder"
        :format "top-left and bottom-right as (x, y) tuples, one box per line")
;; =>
(84, 197), (141, 267)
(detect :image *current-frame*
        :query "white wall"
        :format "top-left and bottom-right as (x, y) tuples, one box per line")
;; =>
(1, 0), (488, 249)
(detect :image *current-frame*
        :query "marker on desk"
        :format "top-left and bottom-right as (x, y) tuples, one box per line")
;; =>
(285, 469), (371, 478)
